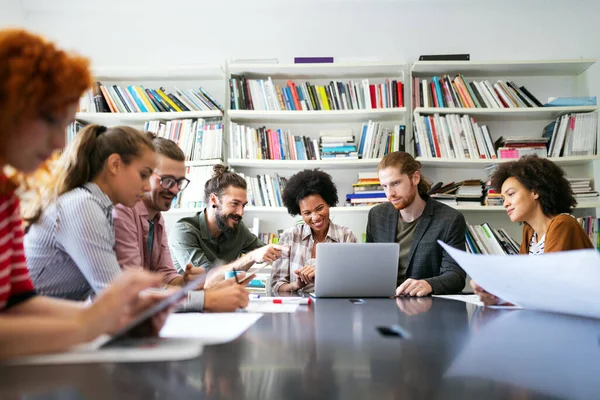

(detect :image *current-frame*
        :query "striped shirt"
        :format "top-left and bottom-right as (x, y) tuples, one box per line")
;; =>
(25, 182), (122, 300)
(0, 181), (36, 310)
(270, 222), (357, 293)
(529, 233), (546, 255)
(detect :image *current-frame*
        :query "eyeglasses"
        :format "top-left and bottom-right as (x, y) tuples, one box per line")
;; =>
(154, 174), (190, 191)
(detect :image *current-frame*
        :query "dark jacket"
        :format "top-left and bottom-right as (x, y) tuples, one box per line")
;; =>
(366, 195), (466, 294)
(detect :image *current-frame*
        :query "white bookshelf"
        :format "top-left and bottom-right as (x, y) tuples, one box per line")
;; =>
(416, 155), (600, 168)
(414, 106), (598, 121)
(227, 158), (382, 170)
(76, 110), (222, 125)
(411, 59), (595, 77)
(185, 159), (222, 167)
(228, 62), (407, 79)
(228, 108), (405, 123)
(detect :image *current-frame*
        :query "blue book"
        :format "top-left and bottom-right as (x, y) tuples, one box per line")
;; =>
(544, 97), (597, 107)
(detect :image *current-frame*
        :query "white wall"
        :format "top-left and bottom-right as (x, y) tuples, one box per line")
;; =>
(0, 0), (24, 27)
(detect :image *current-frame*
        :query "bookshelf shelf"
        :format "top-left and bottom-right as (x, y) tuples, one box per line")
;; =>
(227, 158), (382, 170)
(411, 59), (596, 77)
(76, 111), (223, 125)
(185, 159), (222, 167)
(417, 155), (600, 168)
(228, 108), (406, 123)
(228, 62), (407, 79)
(414, 106), (599, 120)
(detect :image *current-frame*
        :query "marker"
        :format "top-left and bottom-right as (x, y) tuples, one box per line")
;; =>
(249, 294), (261, 299)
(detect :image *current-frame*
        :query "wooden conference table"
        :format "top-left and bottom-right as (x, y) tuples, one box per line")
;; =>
(1, 296), (599, 399)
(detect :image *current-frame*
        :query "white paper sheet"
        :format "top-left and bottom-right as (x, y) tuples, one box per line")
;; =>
(445, 310), (600, 400)
(433, 294), (522, 309)
(438, 240), (600, 319)
(245, 303), (299, 313)
(3, 337), (204, 366)
(159, 313), (262, 344)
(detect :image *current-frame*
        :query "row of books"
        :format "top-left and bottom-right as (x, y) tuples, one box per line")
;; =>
(543, 112), (598, 157)
(144, 118), (223, 161)
(345, 172), (386, 205)
(413, 114), (496, 159)
(229, 123), (320, 161)
(236, 173), (288, 208)
(413, 75), (543, 109)
(258, 232), (280, 245)
(66, 121), (85, 143)
(465, 223), (520, 255)
(229, 75), (404, 111)
(80, 82), (223, 113)
(358, 122), (406, 159)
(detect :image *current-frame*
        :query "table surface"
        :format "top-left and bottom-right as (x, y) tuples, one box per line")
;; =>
(1, 297), (599, 400)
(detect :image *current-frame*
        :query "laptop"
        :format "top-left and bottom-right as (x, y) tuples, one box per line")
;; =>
(312, 243), (399, 298)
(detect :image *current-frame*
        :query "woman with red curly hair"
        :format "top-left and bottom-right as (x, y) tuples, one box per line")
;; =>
(0, 29), (171, 360)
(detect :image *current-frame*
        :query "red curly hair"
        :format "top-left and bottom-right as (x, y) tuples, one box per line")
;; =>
(0, 29), (92, 193)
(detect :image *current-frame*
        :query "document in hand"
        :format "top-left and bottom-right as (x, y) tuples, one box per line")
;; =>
(438, 240), (600, 319)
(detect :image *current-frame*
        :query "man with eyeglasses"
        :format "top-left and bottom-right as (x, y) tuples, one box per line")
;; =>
(367, 152), (466, 297)
(113, 136), (250, 312)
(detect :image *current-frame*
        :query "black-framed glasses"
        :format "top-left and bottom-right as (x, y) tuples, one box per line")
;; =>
(154, 174), (190, 191)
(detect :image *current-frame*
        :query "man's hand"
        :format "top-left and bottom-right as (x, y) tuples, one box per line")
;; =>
(396, 279), (433, 297)
(184, 264), (206, 289)
(294, 265), (315, 284)
(204, 278), (252, 312)
(250, 244), (284, 264)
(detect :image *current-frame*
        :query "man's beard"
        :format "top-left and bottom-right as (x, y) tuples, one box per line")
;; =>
(215, 206), (242, 236)
(390, 187), (417, 210)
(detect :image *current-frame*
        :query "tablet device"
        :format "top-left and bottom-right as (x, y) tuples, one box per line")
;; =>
(100, 271), (208, 348)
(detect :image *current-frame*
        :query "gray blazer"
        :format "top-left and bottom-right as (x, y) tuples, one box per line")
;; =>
(366, 195), (466, 295)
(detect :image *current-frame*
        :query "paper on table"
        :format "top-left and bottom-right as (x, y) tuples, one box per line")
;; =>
(433, 294), (522, 309)
(245, 303), (299, 313)
(438, 240), (600, 319)
(445, 310), (600, 400)
(3, 337), (204, 366)
(160, 313), (262, 344)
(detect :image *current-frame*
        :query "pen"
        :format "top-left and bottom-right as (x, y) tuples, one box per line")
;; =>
(232, 268), (241, 284)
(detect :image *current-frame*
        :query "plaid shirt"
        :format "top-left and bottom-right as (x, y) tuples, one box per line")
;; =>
(270, 222), (357, 293)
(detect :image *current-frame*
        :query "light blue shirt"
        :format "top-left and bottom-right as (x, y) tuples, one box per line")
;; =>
(25, 182), (122, 300)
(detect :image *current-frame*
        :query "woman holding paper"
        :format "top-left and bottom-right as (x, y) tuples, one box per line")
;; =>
(473, 155), (593, 305)
(271, 169), (357, 293)
(0, 28), (171, 360)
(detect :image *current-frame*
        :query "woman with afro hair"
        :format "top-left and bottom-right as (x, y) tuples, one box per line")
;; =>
(0, 29), (171, 360)
(473, 155), (593, 305)
(270, 169), (357, 293)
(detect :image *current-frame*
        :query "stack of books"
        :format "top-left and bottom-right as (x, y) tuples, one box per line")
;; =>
(412, 75), (542, 109)
(430, 180), (485, 206)
(229, 122), (319, 161)
(229, 76), (404, 111)
(145, 118), (223, 160)
(465, 223), (520, 255)
(485, 180), (503, 207)
(358, 121), (405, 159)
(345, 172), (386, 206)
(495, 136), (549, 159)
(543, 112), (598, 157)
(569, 178), (599, 200)
(236, 173), (288, 208)
(258, 232), (280, 244)
(80, 82), (222, 113)
(413, 114), (495, 159)
(320, 129), (357, 160)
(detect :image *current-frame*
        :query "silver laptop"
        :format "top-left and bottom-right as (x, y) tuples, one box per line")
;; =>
(313, 243), (399, 298)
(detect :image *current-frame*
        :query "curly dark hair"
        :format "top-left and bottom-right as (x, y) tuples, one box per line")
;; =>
(282, 169), (339, 216)
(491, 155), (576, 216)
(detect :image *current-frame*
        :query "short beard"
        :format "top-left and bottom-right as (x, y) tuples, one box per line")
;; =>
(391, 187), (417, 210)
(215, 205), (242, 236)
